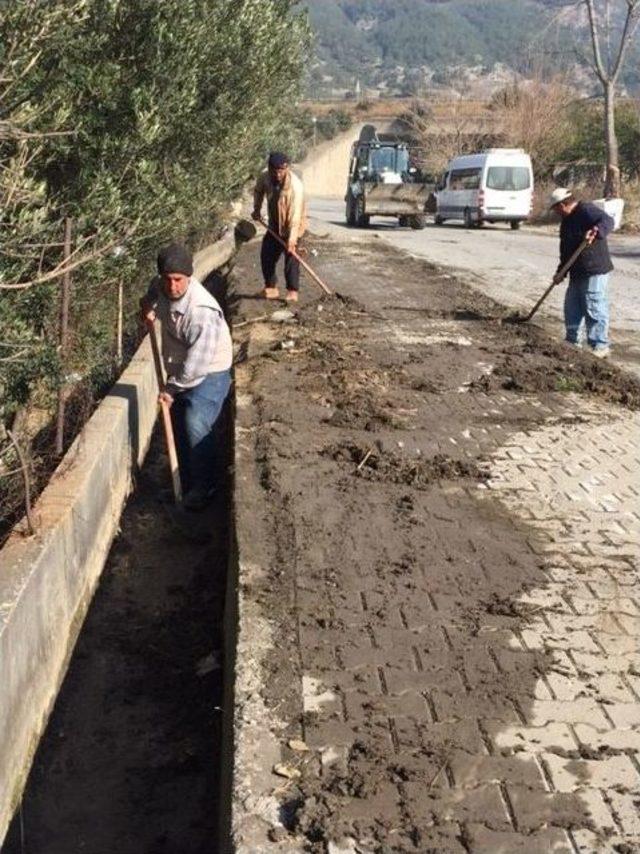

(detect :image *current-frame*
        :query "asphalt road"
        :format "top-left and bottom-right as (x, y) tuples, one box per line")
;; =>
(308, 197), (640, 378)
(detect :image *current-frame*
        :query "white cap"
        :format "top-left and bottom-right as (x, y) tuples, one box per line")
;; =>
(549, 187), (573, 208)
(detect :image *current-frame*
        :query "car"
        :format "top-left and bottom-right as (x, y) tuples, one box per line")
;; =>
(435, 149), (534, 230)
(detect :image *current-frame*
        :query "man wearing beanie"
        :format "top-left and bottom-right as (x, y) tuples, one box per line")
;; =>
(141, 243), (233, 510)
(252, 151), (307, 303)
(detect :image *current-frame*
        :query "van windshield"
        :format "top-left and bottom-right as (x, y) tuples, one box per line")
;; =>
(486, 166), (531, 191)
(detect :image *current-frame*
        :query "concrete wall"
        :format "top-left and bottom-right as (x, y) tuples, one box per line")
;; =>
(0, 241), (235, 845)
(296, 124), (364, 199)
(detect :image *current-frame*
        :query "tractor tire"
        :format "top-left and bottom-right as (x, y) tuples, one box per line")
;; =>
(346, 195), (356, 227)
(356, 196), (370, 228)
(410, 214), (426, 230)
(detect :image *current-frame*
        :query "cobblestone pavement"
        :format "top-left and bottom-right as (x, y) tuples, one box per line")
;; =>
(477, 408), (640, 852)
(230, 235), (640, 853)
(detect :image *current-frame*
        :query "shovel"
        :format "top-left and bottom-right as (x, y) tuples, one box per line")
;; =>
(256, 217), (333, 296)
(148, 322), (182, 504)
(517, 236), (591, 323)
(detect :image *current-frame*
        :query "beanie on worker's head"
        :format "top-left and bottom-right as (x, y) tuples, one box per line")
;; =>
(157, 243), (193, 277)
(268, 151), (289, 169)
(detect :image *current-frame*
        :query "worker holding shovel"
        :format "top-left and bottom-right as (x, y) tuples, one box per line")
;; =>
(252, 151), (307, 303)
(550, 188), (615, 358)
(140, 244), (232, 510)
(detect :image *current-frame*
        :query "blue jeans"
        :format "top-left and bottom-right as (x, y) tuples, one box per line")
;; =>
(170, 370), (231, 495)
(564, 274), (610, 350)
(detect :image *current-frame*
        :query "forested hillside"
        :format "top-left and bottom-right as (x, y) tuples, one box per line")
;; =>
(304, 0), (640, 97)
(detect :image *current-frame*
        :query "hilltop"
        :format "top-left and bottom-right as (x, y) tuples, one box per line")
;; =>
(303, 0), (640, 99)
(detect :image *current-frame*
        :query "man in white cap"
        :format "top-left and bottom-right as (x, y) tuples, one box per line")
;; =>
(550, 188), (615, 357)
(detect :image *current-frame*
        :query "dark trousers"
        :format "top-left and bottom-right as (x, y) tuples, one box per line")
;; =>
(261, 232), (300, 292)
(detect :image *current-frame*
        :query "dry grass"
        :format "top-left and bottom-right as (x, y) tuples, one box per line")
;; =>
(300, 98), (492, 123)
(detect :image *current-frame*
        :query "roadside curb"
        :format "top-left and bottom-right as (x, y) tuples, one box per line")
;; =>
(222, 319), (304, 852)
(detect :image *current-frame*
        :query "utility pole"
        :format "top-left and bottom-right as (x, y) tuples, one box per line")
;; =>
(55, 217), (72, 456)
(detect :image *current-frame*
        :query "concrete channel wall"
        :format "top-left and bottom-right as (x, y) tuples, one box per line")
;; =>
(0, 233), (237, 845)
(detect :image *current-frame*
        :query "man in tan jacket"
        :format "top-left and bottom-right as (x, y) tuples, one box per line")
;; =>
(252, 151), (306, 303)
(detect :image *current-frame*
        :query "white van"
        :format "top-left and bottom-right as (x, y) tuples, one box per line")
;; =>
(435, 149), (534, 230)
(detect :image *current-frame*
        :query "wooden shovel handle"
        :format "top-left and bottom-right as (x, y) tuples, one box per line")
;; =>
(148, 323), (182, 503)
(524, 237), (591, 322)
(259, 218), (332, 296)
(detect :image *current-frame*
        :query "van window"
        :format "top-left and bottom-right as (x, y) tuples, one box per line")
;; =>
(450, 168), (482, 190)
(486, 166), (531, 191)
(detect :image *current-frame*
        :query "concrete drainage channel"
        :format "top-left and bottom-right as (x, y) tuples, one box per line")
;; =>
(0, 228), (247, 854)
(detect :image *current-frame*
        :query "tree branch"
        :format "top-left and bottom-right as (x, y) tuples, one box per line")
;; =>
(585, 0), (608, 82)
(611, 3), (640, 81)
(0, 223), (139, 290)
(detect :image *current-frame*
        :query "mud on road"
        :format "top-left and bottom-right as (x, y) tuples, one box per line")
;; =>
(230, 236), (640, 852)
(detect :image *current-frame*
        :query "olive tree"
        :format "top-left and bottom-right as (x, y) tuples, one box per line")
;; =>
(0, 0), (309, 530)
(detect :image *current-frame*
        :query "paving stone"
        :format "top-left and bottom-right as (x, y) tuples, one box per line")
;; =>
(466, 824), (574, 852)
(571, 650), (640, 676)
(571, 828), (631, 852)
(449, 751), (547, 789)
(573, 724), (640, 753)
(403, 782), (511, 831)
(606, 702), (640, 729)
(396, 823), (468, 853)
(607, 789), (640, 836)
(595, 632), (639, 656)
(520, 628), (601, 654)
(485, 721), (576, 755)
(543, 753), (640, 793)
(302, 674), (342, 715)
(343, 690), (428, 723)
(523, 699), (611, 728)
(507, 785), (615, 834)
(430, 689), (522, 724)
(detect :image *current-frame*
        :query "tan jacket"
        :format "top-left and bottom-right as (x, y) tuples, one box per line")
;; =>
(253, 169), (307, 244)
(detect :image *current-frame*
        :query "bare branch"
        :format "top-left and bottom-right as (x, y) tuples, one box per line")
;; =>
(585, 0), (608, 81)
(0, 224), (139, 290)
(6, 430), (34, 535)
(611, 3), (640, 80)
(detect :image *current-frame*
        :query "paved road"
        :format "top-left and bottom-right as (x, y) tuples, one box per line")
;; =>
(309, 197), (640, 377)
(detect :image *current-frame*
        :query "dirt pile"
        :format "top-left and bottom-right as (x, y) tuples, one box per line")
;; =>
(323, 441), (489, 488)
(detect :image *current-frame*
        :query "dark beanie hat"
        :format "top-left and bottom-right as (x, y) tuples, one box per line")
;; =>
(157, 243), (193, 277)
(268, 151), (289, 169)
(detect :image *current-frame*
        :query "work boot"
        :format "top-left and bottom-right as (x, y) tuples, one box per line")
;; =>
(285, 290), (299, 303)
(592, 347), (611, 359)
(263, 286), (280, 300)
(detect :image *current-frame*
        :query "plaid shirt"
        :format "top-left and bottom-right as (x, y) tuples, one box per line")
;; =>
(146, 277), (232, 394)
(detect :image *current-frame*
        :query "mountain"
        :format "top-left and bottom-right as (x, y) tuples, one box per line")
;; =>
(302, 0), (640, 99)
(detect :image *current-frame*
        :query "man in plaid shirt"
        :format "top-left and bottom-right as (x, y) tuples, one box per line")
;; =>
(141, 244), (232, 510)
